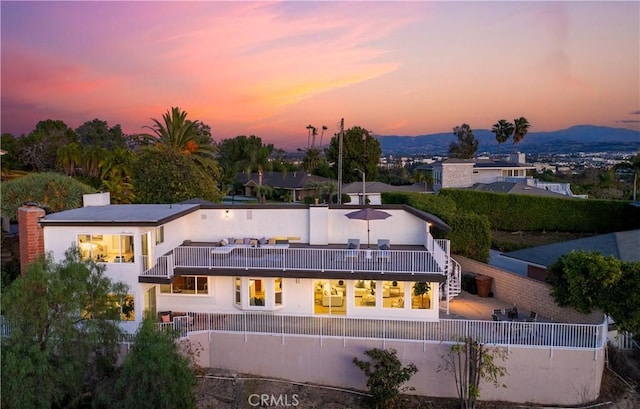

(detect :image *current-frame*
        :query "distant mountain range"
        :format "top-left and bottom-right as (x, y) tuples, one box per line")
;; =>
(377, 125), (640, 156)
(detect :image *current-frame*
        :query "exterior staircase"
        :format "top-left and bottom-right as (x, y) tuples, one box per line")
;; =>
(440, 257), (461, 301)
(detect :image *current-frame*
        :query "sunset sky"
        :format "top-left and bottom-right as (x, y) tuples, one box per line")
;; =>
(2, 1), (639, 150)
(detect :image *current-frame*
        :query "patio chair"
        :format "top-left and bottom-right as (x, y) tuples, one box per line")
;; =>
(507, 304), (519, 319)
(526, 311), (538, 322)
(346, 238), (360, 258)
(491, 314), (501, 321)
(376, 239), (391, 260)
(492, 308), (504, 316)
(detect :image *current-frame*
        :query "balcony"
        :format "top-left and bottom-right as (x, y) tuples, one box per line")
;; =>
(139, 242), (450, 283)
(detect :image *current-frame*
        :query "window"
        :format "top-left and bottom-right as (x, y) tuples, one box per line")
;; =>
(249, 278), (265, 306)
(78, 234), (134, 263)
(383, 280), (405, 309)
(235, 277), (241, 305)
(315, 279), (346, 315)
(155, 226), (164, 245)
(107, 294), (135, 321)
(275, 278), (282, 305)
(354, 279), (376, 308)
(160, 276), (208, 295)
(411, 282), (432, 310)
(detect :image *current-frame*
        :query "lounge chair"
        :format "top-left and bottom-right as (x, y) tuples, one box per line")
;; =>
(346, 238), (360, 258)
(376, 239), (391, 260)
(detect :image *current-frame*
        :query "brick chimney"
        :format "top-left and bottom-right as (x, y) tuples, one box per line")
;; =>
(18, 202), (45, 276)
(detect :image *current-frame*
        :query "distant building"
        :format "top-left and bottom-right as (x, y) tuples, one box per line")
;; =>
(237, 172), (333, 202)
(419, 153), (584, 198)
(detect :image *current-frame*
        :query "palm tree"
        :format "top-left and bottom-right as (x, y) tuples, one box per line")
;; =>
(319, 125), (328, 148)
(100, 147), (134, 203)
(56, 142), (82, 176)
(306, 124), (313, 148)
(139, 107), (213, 157)
(81, 146), (106, 179)
(512, 117), (530, 150)
(491, 119), (514, 157)
(302, 147), (323, 174)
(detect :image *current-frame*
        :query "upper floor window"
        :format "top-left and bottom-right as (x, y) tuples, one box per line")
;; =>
(155, 226), (164, 245)
(107, 294), (135, 321)
(78, 234), (134, 263)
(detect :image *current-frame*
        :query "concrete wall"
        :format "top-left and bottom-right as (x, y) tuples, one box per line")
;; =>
(187, 332), (604, 406)
(455, 256), (603, 325)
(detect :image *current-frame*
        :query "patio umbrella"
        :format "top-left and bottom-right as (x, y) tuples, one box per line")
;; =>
(345, 208), (392, 248)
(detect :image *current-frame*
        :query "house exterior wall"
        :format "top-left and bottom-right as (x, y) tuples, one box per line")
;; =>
(155, 277), (440, 320)
(455, 256), (603, 324)
(40, 207), (437, 328)
(189, 332), (604, 406)
(434, 163), (475, 191)
(473, 168), (503, 184)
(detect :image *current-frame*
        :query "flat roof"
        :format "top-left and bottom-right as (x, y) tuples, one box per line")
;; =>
(39, 204), (200, 226)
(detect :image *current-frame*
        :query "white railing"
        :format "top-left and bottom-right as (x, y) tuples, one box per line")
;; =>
(613, 332), (640, 350)
(142, 254), (174, 278)
(168, 312), (606, 350)
(141, 246), (447, 279)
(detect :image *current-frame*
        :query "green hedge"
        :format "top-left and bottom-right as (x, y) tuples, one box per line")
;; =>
(382, 192), (491, 262)
(447, 211), (491, 262)
(382, 192), (457, 221)
(439, 189), (640, 233)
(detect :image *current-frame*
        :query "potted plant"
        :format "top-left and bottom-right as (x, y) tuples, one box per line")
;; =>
(413, 282), (431, 309)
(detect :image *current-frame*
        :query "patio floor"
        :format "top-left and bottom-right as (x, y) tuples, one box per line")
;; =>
(440, 290), (545, 322)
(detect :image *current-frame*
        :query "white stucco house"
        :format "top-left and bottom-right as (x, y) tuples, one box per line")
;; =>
(16, 194), (606, 406)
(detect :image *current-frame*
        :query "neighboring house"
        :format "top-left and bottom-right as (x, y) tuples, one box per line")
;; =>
(470, 181), (570, 198)
(423, 154), (581, 198)
(16, 195), (607, 405)
(498, 229), (640, 281)
(238, 171), (333, 202)
(341, 181), (429, 205)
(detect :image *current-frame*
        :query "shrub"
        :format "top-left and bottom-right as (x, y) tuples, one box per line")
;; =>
(353, 348), (418, 409)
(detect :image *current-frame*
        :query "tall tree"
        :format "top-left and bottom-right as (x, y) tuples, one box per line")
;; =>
(132, 148), (222, 204)
(99, 317), (197, 409)
(18, 120), (78, 171)
(217, 135), (274, 184)
(300, 147), (325, 174)
(491, 119), (514, 156)
(512, 117), (530, 150)
(138, 107), (222, 191)
(448, 124), (478, 159)
(546, 251), (640, 334)
(56, 142), (83, 176)
(319, 125), (328, 147)
(1, 248), (128, 409)
(76, 118), (127, 149)
(306, 124), (313, 148)
(139, 107), (207, 154)
(0, 133), (21, 172)
(100, 147), (135, 204)
(326, 126), (381, 183)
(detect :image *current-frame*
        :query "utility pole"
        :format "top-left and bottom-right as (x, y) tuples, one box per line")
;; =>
(337, 118), (344, 204)
(362, 131), (367, 205)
